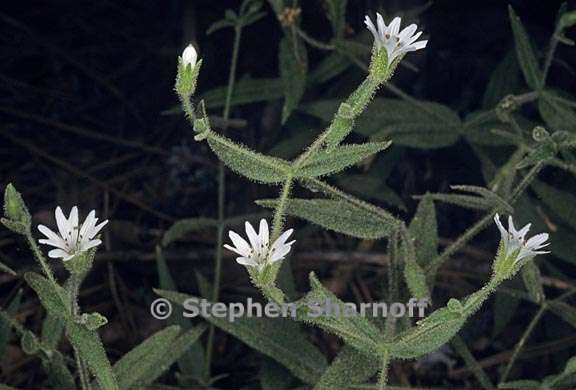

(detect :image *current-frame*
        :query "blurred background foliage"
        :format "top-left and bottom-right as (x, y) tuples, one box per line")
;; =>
(1, 0), (576, 388)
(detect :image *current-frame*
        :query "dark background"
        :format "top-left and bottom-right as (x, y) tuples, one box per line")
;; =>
(1, 0), (575, 388)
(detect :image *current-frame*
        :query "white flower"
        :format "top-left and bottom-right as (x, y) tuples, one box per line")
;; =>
(181, 44), (198, 67)
(494, 214), (550, 264)
(364, 13), (427, 65)
(224, 219), (295, 271)
(38, 206), (108, 261)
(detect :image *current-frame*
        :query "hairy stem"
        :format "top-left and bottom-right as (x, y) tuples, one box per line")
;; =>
(427, 162), (544, 275)
(500, 304), (546, 382)
(377, 350), (391, 390)
(271, 175), (294, 242)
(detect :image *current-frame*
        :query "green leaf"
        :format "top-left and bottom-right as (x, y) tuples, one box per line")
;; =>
(257, 198), (397, 239)
(0, 290), (21, 358)
(298, 273), (384, 357)
(140, 325), (207, 385)
(390, 305), (466, 359)
(400, 227), (430, 300)
(336, 174), (406, 211)
(162, 218), (218, 247)
(521, 260), (545, 303)
(313, 345), (378, 390)
(531, 180), (576, 230)
(409, 196), (438, 266)
(420, 185), (513, 213)
(155, 246), (208, 383)
(206, 131), (291, 183)
(24, 272), (69, 319)
(111, 325), (181, 389)
(201, 78), (284, 109)
(508, 6), (541, 89)
(66, 321), (119, 390)
(538, 90), (576, 131)
(297, 142), (391, 178)
(156, 289), (328, 384)
(280, 36), (308, 124)
(482, 51), (521, 109)
(260, 358), (293, 390)
(42, 350), (76, 390)
(41, 311), (64, 350)
(360, 99), (461, 149)
(324, 0), (347, 38)
(548, 301), (576, 329)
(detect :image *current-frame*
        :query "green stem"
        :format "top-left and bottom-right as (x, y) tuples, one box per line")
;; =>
(500, 304), (546, 382)
(206, 23), (243, 376)
(427, 162), (544, 275)
(377, 350), (391, 390)
(25, 233), (59, 293)
(271, 175), (294, 242)
(69, 272), (91, 390)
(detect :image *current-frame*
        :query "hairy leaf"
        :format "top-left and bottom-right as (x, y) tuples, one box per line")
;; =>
(257, 198), (397, 239)
(297, 142), (391, 178)
(156, 289), (328, 384)
(162, 217), (218, 247)
(206, 131), (291, 183)
(298, 273), (384, 357)
(280, 36), (307, 123)
(508, 6), (541, 89)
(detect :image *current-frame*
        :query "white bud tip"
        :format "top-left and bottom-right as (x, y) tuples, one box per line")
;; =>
(182, 44), (197, 67)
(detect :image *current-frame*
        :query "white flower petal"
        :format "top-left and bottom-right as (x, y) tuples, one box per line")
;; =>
(236, 257), (258, 267)
(87, 219), (109, 240)
(48, 248), (69, 259)
(259, 219), (269, 250)
(245, 221), (261, 255)
(55, 206), (70, 240)
(81, 239), (102, 251)
(525, 233), (549, 249)
(38, 225), (67, 249)
(79, 210), (96, 239)
(228, 231), (252, 257)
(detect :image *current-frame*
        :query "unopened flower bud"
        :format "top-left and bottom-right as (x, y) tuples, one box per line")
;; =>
(181, 44), (198, 68)
(175, 44), (202, 98)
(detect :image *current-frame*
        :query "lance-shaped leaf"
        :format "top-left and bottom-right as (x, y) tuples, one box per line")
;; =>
(297, 142), (391, 178)
(206, 131), (291, 183)
(417, 185), (513, 213)
(409, 196), (438, 266)
(297, 273), (384, 357)
(400, 227), (430, 300)
(155, 289), (328, 384)
(25, 273), (118, 390)
(0, 290), (21, 358)
(104, 324), (206, 389)
(531, 180), (576, 230)
(202, 78), (285, 109)
(543, 355), (576, 388)
(538, 90), (576, 132)
(280, 35), (308, 124)
(24, 272), (69, 320)
(521, 260), (545, 303)
(324, 0), (347, 38)
(313, 344), (378, 390)
(364, 99), (462, 149)
(391, 279), (498, 358)
(257, 198), (397, 239)
(508, 6), (542, 89)
(66, 321), (119, 390)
